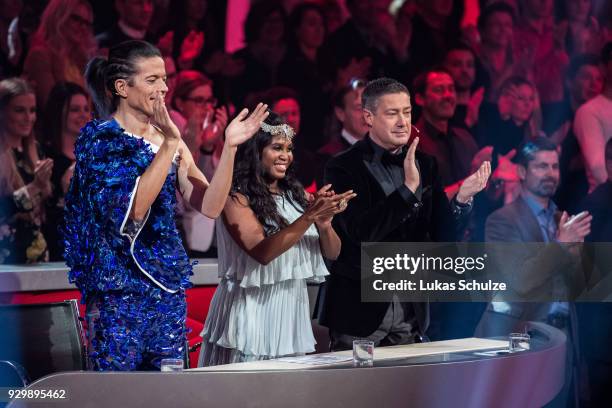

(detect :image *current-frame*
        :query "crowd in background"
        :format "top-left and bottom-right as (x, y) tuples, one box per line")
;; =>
(0, 0), (611, 262)
(1, 1), (612, 404)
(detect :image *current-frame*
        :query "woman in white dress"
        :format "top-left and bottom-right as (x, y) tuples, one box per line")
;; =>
(199, 112), (355, 366)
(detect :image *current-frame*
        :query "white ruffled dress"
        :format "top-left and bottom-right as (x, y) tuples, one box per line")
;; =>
(198, 194), (329, 366)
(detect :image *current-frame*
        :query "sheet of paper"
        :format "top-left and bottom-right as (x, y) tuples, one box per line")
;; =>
(275, 355), (352, 365)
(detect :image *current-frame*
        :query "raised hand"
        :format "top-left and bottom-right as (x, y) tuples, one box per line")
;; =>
(493, 149), (518, 182)
(403, 136), (420, 193)
(157, 31), (174, 56)
(180, 30), (205, 63)
(202, 105), (229, 147)
(224, 103), (269, 148)
(152, 93), (181, 141)
(465, 87), (484, 128)
(457, 161), (491, 203)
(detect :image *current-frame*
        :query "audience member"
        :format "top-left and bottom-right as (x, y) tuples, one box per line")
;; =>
(513, 0), (569, 103)
(550, 54), (603, 211)
(317, 79), (369, 170)
(0, 77), (52, 264)
(96, 0), (155, 49)
(171, 70), (228, 257)
(484, 136), (591, 405)
(476, 76), (540, 158)
(319, 0), (397, 85)
(278, 2), (332, 151)
(576, 138), (612, 407)
(0, 0), (23, 78)
(41, 82), (89, 261)
(476, 2), (516, 101)
(319, 0), (345, 35)
(556, 0), (602, 56)
(581, 138), (612, 242)
(413, 68), (479, 189)
(23, 0), (96, 107)
(574, 42), (612, 192)
(443, 43), (485, 129)
(163, 55), (177, 104)
(159, 0), (222, 72)
(171, 70), (227, 180)
(229, 1), (287, 106)
(2, 0), (47, 79)
(406, 0), (462, 79)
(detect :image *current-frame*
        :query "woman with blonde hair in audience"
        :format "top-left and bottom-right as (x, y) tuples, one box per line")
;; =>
(23, 0), (96, 106)
(0, 77), (53, 264)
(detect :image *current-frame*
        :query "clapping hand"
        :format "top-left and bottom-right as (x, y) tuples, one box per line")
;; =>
(305, 184), (357, 228)
(403, 136), (420, 193)
(457, 161), (491, 204)
(224, 103), (269, 148)
(557, 211), (592, 243)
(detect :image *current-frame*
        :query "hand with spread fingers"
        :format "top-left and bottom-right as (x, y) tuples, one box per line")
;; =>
(224, 103), (269, 147)
(457, 160), (492, 204)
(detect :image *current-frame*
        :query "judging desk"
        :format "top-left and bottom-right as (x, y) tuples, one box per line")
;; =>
(8, 323), (566, 408)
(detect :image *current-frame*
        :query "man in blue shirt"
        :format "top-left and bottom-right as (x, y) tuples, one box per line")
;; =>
(484, 137), (592, 405)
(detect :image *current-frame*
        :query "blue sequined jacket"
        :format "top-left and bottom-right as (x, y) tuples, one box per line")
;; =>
(63, 119), (192, 299)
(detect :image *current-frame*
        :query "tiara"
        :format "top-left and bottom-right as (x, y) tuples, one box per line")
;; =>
(260, 122), (295, 141)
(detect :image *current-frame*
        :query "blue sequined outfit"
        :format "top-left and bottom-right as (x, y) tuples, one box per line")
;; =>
(63, 119), (193, 370)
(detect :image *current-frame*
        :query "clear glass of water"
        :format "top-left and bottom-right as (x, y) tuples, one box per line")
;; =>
(160, 358), (184, 372)
(508, 333), (530, 352)
(353, 339), (374, 367)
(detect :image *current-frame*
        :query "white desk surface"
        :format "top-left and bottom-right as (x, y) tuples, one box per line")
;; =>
(192, 337), (508, 372)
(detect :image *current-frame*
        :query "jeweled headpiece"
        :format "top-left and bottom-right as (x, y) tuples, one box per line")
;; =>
(260, 122), (295, 141)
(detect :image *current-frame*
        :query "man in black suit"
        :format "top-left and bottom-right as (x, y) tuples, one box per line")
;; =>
(319, 78), (491, 350)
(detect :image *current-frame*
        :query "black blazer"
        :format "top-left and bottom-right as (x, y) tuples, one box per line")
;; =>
(318, 136), (469, 337)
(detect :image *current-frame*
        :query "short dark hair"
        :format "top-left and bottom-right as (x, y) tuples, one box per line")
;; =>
(566, 54), (601, 80)
(445, 43), (476, 60)
(362, 78), (409, 111)
(602, 42), (612, 65)
(244, 1), (286, 44)
(333, 78), (367, 109)
(412, 67), (453, 96)
(515, 137), (558, 167)
(499, 76), (534, 96)
(477, 2), (515, 31)
(288, 2), (326, 47)
(260, 86), (299, 108)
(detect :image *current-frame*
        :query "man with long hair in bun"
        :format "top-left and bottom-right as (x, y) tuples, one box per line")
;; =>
(63, 40), (268, 371)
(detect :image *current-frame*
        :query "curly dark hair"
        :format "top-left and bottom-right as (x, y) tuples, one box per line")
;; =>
(231, 111), (308, 235)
